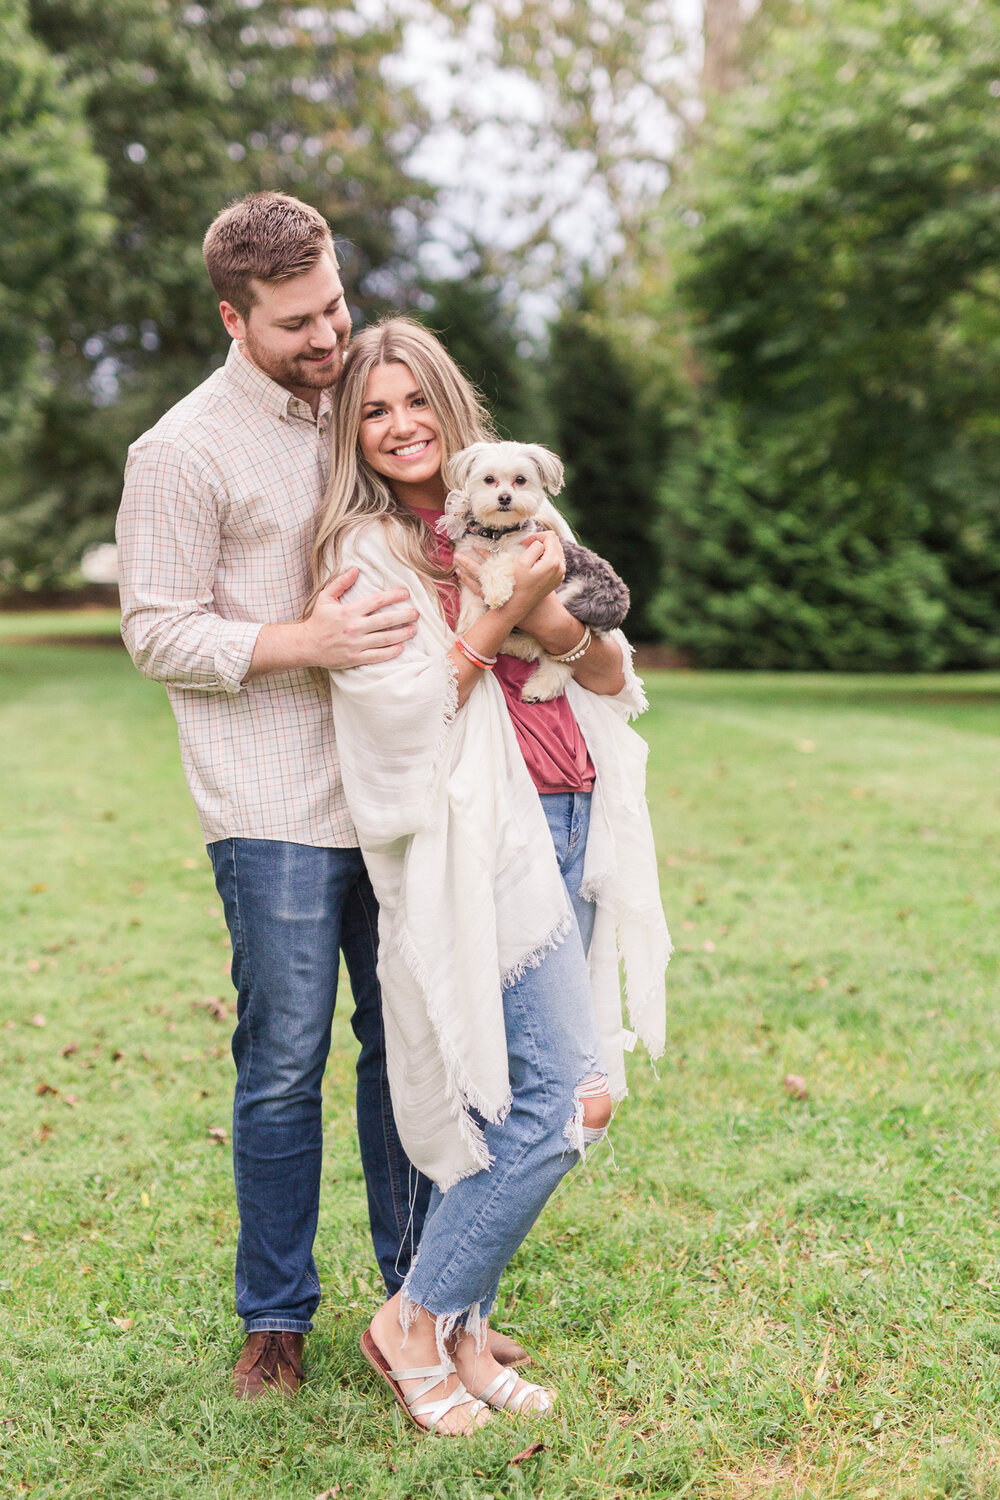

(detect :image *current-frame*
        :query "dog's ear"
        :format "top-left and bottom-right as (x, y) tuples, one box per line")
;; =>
(446, 443), (492, 493)
(438, 489), (471, 541)
(521, 445), (564, 496)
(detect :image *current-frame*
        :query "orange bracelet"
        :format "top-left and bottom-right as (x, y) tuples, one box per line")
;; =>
(455, 635), (496, 670)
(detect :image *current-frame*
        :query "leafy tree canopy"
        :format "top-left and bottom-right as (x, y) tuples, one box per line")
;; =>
(0, 0), (108, 442)
(654, 0), (1000, 668)
(4, 0), (430, 586)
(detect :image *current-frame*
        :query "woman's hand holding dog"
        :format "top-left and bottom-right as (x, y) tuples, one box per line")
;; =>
(504, 532), (566, 622)
(454, 532), (565, 619)
(453, 534), (624, 698)
(448, 532), (565, 708)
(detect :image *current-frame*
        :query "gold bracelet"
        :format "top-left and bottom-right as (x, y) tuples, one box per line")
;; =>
(551, 624), (592, 664)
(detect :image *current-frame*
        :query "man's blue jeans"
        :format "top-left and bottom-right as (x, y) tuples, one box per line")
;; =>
(208, 838), (430, 1333)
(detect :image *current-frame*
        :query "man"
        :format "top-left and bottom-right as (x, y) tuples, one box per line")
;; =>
(115, 192), (431, 1399)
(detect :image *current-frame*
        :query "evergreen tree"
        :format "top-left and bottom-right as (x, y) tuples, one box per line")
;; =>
(654, 0), (1000, 668)
(413, 277), (540, 443)
(546, 305), (664, 639)
(0, 0), (109, 582)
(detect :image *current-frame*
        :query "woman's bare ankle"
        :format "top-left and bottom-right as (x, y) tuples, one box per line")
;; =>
(369, 1293), (405, 1350)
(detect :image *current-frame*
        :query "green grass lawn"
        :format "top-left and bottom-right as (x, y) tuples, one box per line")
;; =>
(2, 626), (999, 1499)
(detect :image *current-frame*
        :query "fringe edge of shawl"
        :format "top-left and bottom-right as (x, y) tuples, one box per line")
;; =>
(394, 924), (508, 1174)
(392, 908), (574, 1190)
(615, 632), (649, 720)
(579, 861), (672, 1063)
(501, 908), (573, 989)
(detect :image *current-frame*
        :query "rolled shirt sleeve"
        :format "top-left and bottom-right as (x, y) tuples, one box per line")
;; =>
(117, 439), (262, 693)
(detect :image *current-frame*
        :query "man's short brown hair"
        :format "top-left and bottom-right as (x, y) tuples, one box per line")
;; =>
(202, 192), (335, 318)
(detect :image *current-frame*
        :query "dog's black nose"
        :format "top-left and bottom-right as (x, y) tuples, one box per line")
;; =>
(498, 494), (512, 507)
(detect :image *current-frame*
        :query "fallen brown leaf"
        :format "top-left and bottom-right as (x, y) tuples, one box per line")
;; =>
(36, 1081), (59, 1097)
(29, 1013), (46, 1027)
(510, 1441), (545, 1465)
(38, 1124), (53, 1142)
(111, 1050), (126, 1062)
(59, 1041), (79, 1057)
(111, 1316), (133, 1331)
(62, 1094), (78, 1108)
(30, 883), (48, 894)
(193, 996), (228, 1022)
(208, 1126), (227, 1145)
(27, 960), (41, 973)
(783, 1073), (808, 1101)
(314, 1489), (340, 1500)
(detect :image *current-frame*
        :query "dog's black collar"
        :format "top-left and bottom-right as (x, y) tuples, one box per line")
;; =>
(464, 518), (531, 543)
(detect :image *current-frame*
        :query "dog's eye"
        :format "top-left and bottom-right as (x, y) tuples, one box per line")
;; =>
(513, 475), (526, 486)
(484, 475), (496, 485)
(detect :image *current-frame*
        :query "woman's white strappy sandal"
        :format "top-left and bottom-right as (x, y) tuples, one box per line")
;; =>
(360, 1329), (489, 1435)
(473, 1365), (554, 1416)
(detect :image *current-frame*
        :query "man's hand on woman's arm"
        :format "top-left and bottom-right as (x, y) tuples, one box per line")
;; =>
(247, 569), (418, 678)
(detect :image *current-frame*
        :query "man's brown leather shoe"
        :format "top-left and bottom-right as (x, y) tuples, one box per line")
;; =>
(233, 1330), (305, 1399)
(488, 1328), (530, 1367)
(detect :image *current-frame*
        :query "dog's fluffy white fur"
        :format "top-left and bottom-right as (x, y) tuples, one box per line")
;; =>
(439, 441), (629, 702)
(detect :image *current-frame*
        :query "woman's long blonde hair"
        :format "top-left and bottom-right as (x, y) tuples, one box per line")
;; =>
(309, 317), (497, 609)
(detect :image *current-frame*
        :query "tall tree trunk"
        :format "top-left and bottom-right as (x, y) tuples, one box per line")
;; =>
(702, 0), (748, 94)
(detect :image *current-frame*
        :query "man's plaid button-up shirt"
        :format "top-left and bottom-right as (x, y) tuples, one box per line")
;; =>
(116, 340), (355, 847)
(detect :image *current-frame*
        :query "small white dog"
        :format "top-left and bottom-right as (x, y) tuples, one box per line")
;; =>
(438, 441), (630, 702)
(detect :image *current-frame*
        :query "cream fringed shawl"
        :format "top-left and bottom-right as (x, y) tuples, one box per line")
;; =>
(328, 522), (671, 1190)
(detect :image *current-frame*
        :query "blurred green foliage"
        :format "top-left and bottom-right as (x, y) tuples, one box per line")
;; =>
(413, 277), (543, 444)
(546, 299), (667, 639)
(2, 0), (428, 587)
(0, 0), (109, 570)
(654, 0), (1000, 668)
(4, 0), (1000, 672)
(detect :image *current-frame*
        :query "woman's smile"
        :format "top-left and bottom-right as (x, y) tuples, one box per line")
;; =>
(391, 439), (432, 459)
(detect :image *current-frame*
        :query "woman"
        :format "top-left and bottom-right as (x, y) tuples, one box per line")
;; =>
(313, 318), (670, 1435)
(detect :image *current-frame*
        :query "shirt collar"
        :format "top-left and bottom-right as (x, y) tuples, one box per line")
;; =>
(223, 341), (333, 426)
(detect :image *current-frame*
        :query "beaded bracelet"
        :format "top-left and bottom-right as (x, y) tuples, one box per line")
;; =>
(551, 624), (592, 664)
(455, 635), (497, 670)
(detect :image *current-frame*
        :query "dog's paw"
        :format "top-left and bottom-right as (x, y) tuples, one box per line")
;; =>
(480, 555), (516, 610)
(482, 582), (514, 609)
(499, 632), (541, 662)
(521, 659), (572, 702)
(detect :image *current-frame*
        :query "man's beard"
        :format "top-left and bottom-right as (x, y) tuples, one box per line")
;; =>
(242, 327), (346, 391)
